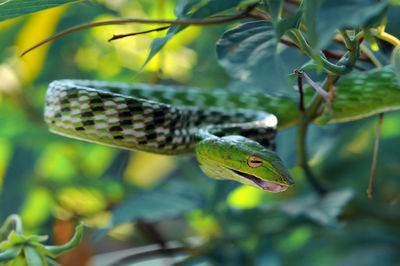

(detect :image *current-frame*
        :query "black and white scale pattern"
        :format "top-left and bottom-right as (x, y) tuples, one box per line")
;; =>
(45, 80), (278, 154)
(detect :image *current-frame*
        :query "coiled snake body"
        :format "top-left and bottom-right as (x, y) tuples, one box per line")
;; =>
(45, 66), (400, 192)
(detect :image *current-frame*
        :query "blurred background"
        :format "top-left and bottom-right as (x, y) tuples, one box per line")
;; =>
(0, 0), (400, 265)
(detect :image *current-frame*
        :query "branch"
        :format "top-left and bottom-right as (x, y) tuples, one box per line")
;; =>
(296, 70), (331, 100)
(109, 26), (170, 41)
(20, 3), (258, 56)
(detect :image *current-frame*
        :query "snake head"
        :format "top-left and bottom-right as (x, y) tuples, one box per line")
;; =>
(196, 135), (294, 192)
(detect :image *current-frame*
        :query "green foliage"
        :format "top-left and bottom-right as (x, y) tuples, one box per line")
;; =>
(392, 45), (400, 81)
(217, 21), (293, 98)
(0, 0), (400, 265)
(107, 179), (204, 229)
(143, 0), (243, 68)
(0, 0), (81, 22)
(303, 0), (387, 50)
(0, 214), (83, 265)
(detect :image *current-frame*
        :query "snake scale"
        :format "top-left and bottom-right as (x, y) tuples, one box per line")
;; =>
(45, 65), (400, 192)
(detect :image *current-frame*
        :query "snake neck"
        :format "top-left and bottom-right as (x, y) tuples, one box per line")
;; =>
(46, 80), (278, 155)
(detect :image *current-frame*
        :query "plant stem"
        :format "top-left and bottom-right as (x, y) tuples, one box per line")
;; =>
(297, 116), (326, 195)
(297, 75), (339, 195)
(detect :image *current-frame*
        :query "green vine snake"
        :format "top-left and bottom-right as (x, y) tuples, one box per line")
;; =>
(44, 65), (400, 192)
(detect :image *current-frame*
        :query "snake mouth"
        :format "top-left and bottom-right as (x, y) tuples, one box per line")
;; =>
(229, 168), (289, 193)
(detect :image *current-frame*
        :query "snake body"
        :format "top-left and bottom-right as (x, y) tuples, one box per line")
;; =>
(45, 66), (400, 192)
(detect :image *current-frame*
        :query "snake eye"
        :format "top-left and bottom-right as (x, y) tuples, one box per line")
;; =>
(247, 156), (263, 168)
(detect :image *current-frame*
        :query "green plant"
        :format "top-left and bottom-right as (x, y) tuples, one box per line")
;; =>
(0, 0), (400, 265)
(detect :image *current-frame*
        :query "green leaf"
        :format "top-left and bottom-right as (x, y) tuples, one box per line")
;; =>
(43, 224), (83, 258)
(305, 0), (388, 50)
(302, 0), (323, 49)
(46, 257), (61, 266)
(389, 0), (400, 6)
(275, 10), (302, 40)
(280, 188), (354, 227)
(0, 246), (22, 261)
(391, 45), (400, 83)
(264, 0), (283, 22)
(174, 0), (203, 17)
(0, 0), (81, 22)
(217, 21), (300, 99)
(0, 147), (37, 221)
(24, 246), (45, 266)
(0, 240), (11, 250)
(8, 231), (26, 245)
(142, 0), (242, 68)
(26, 234), (48, 243)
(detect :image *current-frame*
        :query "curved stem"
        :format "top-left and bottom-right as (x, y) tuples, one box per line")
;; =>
(21, 2), (257, 56)
(371, 29), (400, 47)
(338, 29), (354, 50)
(0, 214), (23, 238)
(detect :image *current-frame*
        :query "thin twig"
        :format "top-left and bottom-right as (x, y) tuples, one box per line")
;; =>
(109, 26), (170, 41)
(294, 70), (305, 112)
(367, 113), (384, 199)
(297, 71), (331, 100)
(20, 3), (258, 56)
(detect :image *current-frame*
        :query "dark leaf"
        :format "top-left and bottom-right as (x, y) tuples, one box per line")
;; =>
(302, 0), (323, 49)
(0, 147), (37, 221)
(217, 21), (305, 99)
(304, 0), (388, 50)
(174, 0), (201, 17)
(275, 10), (302, 40)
